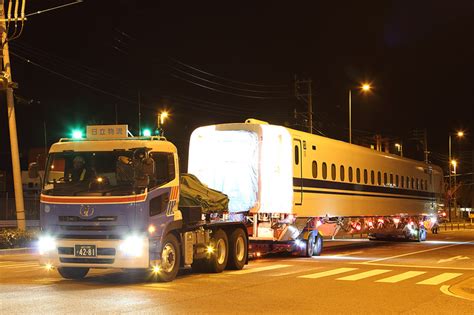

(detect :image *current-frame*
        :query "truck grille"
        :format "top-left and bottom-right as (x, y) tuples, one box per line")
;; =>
(58, 234), (122, 240)
(60, 258), (114, 264)
(60, 225), (116, 231)
(59, 216), (117, 222)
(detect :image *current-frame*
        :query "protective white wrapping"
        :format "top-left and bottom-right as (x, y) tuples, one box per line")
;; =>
(188, 126), (259, 212)
(188, 124), (294, 214)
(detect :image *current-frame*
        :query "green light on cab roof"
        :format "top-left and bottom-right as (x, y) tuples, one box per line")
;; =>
(142, 129), (152, 137)
(72, 130), (83, 139)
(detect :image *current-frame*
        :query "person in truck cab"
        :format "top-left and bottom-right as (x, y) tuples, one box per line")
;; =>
(68, 156), (93, 182)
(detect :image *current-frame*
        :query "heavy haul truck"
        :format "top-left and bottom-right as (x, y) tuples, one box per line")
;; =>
(31, 119), (444, 281)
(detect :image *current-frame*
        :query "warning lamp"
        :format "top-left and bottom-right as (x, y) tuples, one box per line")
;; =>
(72, 130), (83, 139)
(143, 129), (152, 137)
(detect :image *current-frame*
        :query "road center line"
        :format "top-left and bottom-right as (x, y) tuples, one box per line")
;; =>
(363, 240), (474, 263)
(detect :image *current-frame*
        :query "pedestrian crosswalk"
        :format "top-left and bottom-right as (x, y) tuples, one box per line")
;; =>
(0, 260), (467, 287)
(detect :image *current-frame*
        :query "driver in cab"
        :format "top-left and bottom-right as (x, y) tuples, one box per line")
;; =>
(68, 156), (93, 182)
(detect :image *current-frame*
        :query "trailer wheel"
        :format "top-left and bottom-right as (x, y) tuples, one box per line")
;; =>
(157, 233), (180, 282)
(207, 229), (228, 273)
(227, 228), (247, 270)
(417, 228), (427, 242)
(58, 267), (89, 280)
(313, 233), (323, 256)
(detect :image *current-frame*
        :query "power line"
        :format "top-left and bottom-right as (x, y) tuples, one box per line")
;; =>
(169, 64), (290, 94)
(11, 51), (136, 104)
(171, 58), (289, 88)
(171, 73), (291, 100)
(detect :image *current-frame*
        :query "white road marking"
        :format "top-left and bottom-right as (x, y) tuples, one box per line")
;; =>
(376, 271), (427, 283)
(437, 256), (470, 264)
(416, 273), (463, 285)
(229, 264), (291, 275)
(298, 267), (358, 279)
(440, 285), (474, 301)
(363, 239), (474, 263)
(354, 262), (474, 271)
(336, 269), (391, 281)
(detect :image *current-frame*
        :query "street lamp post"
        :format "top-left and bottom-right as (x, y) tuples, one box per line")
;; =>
(452, 160), (458, 219)
(448, 131), (464, 221)
(349, 83), (371, 144)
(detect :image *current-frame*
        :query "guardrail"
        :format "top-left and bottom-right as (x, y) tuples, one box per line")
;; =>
(0, 220), (40, 228)
(0, 191), (40, 220)
(440, 222), (474, 230)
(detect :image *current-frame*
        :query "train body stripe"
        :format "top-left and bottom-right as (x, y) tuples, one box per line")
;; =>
(293, 177), (437, 199)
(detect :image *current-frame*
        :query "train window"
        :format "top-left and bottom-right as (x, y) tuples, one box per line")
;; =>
(406, 177), (410, 189)
(322, 162), (327, 179)
(294, 145), (299, 165)
(371, 170), (375, 185)
(416, 178), (419, 190)
(395, 175), (399, 187)
(383, 173), (387, 185)
(312, 145), (316, 150)
(340, 165), (345, 181)
(364, 169), (368, 184)
(390, 174), (393, 186)
(420, 179), (423, 190)
(331, 164), (336, 180)
(356, 168), (361, 183)
(312, 161), (318, 178)
(411, 177), (414, 189)
(425, 180), (428, 190)
(348, 167), (353, 182)
(377, 171), (381, 185)
(401, 176), (404, 188)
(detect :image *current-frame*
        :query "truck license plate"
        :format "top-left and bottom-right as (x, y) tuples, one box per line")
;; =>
(74, 245), (96, 257)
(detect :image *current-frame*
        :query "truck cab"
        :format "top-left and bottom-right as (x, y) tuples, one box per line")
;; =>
(32, 125), (248, 281)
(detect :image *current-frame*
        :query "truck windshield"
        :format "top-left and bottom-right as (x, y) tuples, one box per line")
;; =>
(43, 151), (138, 196)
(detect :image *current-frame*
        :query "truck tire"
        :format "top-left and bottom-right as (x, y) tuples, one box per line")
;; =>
(226, 228), (247, 270)
(207, 229), (228, 273)
(58, 267), (89, 279)
(157, 233), (180, 282)
(313, 233), (323, 256)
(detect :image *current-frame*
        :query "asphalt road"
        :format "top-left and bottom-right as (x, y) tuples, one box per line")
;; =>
(1, 230), (473, 314)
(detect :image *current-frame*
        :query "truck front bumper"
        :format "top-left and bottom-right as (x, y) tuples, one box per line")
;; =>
(39, 238), (150, 269)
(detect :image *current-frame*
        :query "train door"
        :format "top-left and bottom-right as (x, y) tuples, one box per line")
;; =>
(293, 139), (303, 205)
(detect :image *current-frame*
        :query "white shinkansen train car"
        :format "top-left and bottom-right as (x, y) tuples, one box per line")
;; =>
(189, 119), (444, 256)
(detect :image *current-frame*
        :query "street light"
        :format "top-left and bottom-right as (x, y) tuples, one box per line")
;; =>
(395, 143), (403, 157)
(349, 82), (372, 144)
(448, 131), (464, 221)
(157, 111), (169, 136)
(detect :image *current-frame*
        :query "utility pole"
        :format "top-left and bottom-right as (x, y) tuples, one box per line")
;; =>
(0, 0), (26, 230)
(294, 76), (313, 134)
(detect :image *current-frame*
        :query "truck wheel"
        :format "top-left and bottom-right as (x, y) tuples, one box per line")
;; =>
(157, 234), (180, 282)
(313, 233), (323, 256)
(58, 267), (89, 279)
(207, 229), (228, 273)
(418, 228), (427, 242)
(227, 228), (247, 270)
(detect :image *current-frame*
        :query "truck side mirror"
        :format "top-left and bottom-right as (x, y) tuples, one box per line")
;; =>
(28, 162), (39, 179)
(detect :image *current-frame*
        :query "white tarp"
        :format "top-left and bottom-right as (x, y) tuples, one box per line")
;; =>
(188, 127), (258, 212)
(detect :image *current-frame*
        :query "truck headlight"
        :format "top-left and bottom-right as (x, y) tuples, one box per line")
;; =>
(38, 235), (57, 255)
(119, 235), (145, 257)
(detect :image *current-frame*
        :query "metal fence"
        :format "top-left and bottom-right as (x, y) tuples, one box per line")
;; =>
(0, 191), (40, 220)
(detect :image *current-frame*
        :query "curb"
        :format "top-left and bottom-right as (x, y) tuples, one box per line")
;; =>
(0, 247), (35, 255)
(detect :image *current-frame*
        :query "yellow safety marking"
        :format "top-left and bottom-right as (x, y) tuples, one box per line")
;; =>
(417, 273), (463, 285)
(337, 269), (391, 281)
(229, 264), (291, 275)
(298, 267), (358, 279)
(376, 271), (426, 283)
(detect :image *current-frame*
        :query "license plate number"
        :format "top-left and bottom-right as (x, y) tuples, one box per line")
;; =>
(74, 245), (96, 257)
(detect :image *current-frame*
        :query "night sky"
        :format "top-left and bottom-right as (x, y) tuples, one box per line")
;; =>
(1, 0), (473, 176)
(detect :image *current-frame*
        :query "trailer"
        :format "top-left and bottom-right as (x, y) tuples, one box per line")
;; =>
(188, 119), (445, 256)
(30, 124), (248, 282)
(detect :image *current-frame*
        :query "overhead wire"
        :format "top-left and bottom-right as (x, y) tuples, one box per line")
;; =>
(10, 51), (136, 104)
(171, 58), (289, 88)
(170, 73), (291, 100)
